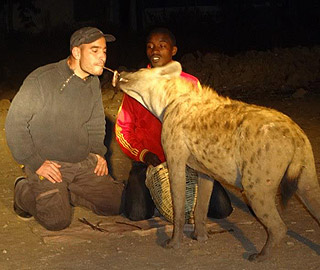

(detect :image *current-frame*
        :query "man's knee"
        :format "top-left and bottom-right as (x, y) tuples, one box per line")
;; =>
(207, 180), (233, 219)
(35, 189), (72, 231)
(94, 199), (123, 216)
(39, 215), (72, 231)
(124, 162), (155, 221)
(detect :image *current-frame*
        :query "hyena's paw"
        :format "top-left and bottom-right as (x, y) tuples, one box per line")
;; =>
(191, 231), (208, 242)
(163, 238), (181, 249)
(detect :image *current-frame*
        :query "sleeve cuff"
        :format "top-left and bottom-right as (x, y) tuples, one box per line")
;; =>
(22, 152), (45, 172)
(139, 149), (149, 162)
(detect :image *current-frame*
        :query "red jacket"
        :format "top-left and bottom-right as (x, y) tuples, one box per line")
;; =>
(115, 70), (200, 163)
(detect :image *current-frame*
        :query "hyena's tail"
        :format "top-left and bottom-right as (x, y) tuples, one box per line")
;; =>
(281, 136), (320, 224)
(280, 134), (314, 206)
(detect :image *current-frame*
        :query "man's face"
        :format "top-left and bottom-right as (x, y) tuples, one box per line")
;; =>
(78, 37), (107, 77)
(146, 33), (177, 68)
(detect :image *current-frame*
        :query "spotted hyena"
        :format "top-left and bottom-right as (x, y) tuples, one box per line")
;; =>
(118, 61), (320, 261)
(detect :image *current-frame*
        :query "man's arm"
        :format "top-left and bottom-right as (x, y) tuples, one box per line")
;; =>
(115, 94), (156, 162)
(86, 88), (107, 158)
(5, 76), (45, 172)
(86, 80), (108, 175)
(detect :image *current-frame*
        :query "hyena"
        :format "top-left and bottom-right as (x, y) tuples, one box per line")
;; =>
(117, 61), (320, 261)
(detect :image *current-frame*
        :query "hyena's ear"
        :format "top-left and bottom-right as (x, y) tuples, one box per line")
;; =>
(158, 61), (182, 79)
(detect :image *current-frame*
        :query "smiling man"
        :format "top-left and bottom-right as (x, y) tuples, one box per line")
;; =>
(5, 27), (124, 231)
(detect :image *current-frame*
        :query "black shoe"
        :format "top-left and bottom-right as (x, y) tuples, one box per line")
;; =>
(14, 176), (33, 219)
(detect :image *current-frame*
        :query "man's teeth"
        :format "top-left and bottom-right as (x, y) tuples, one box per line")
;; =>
(152, 56), (160, 61)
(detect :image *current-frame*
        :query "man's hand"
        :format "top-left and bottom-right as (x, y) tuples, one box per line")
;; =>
(36, 160), (62, 183)
(94, 154), (109, 176)
(144, 152), (161, 167)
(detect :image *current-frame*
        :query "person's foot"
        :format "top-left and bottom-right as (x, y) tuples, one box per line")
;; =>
(13, 176), (32, 219)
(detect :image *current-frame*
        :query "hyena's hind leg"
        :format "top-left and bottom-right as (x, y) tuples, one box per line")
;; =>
(192, 173), (213, 242)
(242, 172), (287, 262)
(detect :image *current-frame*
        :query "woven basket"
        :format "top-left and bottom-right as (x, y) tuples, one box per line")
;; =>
(145, 162), (198, 223)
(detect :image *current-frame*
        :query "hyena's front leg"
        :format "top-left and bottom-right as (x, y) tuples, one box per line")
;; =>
(192, 173), (213, 242)
(165, 161), (187, 249)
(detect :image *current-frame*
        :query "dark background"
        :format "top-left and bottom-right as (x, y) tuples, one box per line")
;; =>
(1, 0), (320, 88)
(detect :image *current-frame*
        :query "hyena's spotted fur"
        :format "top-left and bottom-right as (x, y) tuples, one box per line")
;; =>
(118, 61), (320, 261)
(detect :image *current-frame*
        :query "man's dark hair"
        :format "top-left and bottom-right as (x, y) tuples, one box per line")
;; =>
(146, 27), (176, 46)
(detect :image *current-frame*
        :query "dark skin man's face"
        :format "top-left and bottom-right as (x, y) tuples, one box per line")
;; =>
(146, 33), (177, 68)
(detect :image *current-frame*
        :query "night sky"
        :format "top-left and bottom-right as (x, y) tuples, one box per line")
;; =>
(1, 0), (320, 84)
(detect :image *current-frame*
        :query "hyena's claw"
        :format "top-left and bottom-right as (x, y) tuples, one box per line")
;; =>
(248, 253), (258, 262)
(191, 231), (208, 242)
(163, 238), (180, 249)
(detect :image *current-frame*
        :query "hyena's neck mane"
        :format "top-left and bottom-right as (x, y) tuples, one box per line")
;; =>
(160, 77), (229, 111)
(152, 76), (231, 122)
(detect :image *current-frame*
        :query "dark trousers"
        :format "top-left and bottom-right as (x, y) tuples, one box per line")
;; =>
(15, 154), (124, 231)
(124, 161), (233, 221)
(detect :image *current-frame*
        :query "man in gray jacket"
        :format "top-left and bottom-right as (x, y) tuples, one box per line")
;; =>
(5, 27), (124, 231)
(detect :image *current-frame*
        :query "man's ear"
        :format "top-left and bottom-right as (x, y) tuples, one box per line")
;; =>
(71, 47), (81, 60)
(172, 46), (177, 57)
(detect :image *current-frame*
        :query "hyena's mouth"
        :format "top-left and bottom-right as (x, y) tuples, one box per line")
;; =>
(118, 72), (129, 84)
(103, 67), (128, 87)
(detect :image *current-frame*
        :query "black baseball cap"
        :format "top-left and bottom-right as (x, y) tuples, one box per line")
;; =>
(70, 27), (116, 50)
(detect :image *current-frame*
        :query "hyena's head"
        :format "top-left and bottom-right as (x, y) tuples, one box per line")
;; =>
(118, 61), (182, 119)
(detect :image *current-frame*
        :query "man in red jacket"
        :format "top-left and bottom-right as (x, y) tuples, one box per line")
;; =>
(116, 28), (232, 220)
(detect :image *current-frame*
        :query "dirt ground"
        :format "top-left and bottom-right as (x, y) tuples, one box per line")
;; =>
(0, 85), (319, 270)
